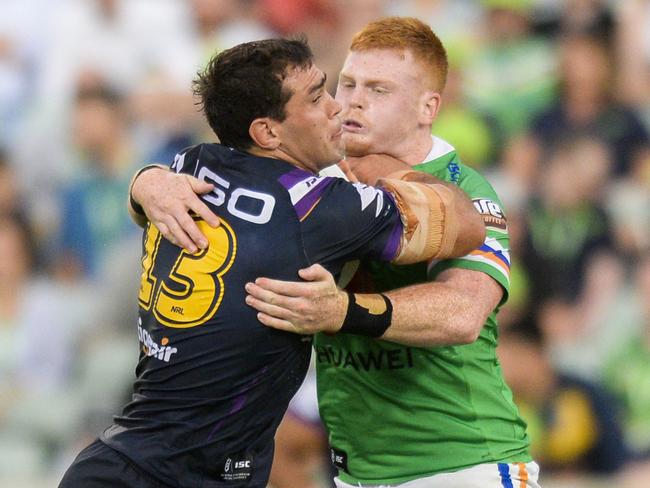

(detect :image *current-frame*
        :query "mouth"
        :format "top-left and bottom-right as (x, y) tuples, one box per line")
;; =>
(342, 119), (364, 133)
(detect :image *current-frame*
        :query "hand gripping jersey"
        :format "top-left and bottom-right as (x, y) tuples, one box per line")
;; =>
(102, 144), (404, 488)
(315, 137), (531, 485)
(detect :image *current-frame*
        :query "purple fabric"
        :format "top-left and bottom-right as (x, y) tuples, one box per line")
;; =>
(292, 178), (335, 220)
(278, 169), (336, 221)
(380, 192), (403, 261)
(277, 168), (312, 189)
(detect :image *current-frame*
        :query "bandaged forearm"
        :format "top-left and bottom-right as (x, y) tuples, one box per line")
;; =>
(378, 170), (459, 264)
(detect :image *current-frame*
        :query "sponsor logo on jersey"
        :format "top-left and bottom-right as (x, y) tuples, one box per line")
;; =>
(278, 169), (336, 221)
(138, 318), (178, 362)
(330, 447), (349, 473)
(472, 198), (507, 231)
(220, 455), (253, 482)
(447, 160), (461, 184)
(286, 175), (327, 205)
(315, 345), (414, 371)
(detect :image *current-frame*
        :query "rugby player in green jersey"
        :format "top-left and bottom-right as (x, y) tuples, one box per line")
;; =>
(130, 17), (541, 488)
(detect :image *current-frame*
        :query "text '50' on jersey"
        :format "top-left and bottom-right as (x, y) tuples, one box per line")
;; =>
(102, 143), (402, 488)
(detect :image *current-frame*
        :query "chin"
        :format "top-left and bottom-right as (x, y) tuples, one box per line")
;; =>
(342, 136), (371, 158)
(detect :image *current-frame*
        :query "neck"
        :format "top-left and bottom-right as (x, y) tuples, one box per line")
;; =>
(393, 131), (434, 166)
(247, 146), (317, 174)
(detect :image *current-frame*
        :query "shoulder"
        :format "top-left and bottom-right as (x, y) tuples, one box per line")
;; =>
(456, 164), (505, 212)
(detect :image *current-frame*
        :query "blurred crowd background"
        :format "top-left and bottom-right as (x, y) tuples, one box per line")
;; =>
(0, 0), (649, 487)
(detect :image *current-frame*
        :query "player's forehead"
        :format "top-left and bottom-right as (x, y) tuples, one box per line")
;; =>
(339, 48), (421, 83)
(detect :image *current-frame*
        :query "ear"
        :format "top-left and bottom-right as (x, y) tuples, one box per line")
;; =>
(249, 118), (281, 150)
(420, 91), (442, 125)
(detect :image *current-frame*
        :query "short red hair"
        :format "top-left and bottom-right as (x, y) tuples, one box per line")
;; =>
(350, 17), (448, 92)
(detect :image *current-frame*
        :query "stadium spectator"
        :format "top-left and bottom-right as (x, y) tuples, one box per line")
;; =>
(53, 83), (141, 280)
(606, 148), (650, 258)
(603, 255), (650, 459)
(0, 215), (78, 479)
(462, 0), (557, 147)
(432, 60), (496, 170)
(615, 0), (650, 123)
(498, 325), (630, 477)
(385, 0), (484, 54)
(520, 136), (615, 304)
(532, 0), (614, 41)
(529, 33), (650, 177)
(0, 149), (27, 221)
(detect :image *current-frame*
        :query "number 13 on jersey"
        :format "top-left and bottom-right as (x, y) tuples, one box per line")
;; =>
(138, 220), (237, 328)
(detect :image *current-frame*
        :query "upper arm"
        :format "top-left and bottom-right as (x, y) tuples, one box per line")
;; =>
(381, 266), (504, 346)
(429, 169), (512, 306)
(296, 178), (403, 265)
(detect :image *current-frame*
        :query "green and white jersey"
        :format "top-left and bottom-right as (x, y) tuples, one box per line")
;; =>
(315, 136), (531, 485)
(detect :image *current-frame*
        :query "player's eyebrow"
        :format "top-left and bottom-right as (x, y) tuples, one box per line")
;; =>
(339, 71), (395, 88)
(309, 73), (327, 95)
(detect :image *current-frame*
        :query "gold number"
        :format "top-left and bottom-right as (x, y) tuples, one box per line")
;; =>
(138, 220), (237, 328)
(138, 224), (162, 310)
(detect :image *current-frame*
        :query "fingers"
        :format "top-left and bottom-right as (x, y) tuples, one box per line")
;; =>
(187, 175), (214, 195)
(252, 265), (334, 300)
(255, 312), (301, 333)
(156, 216), (198, 253)
(176, 212), (209, 250)
(297, 263), (331, 282)
(245, 286), (308, 335)
(245, 293), (294, 320)
(189, 199), (220, 228)
(253, 275), (323, 297)
(245, 282), (299, 310)
(186, 176), (220, 228)
(155, 222), (174, 245)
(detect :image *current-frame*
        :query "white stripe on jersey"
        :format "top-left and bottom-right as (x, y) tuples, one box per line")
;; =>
(286, 175), (328, 205)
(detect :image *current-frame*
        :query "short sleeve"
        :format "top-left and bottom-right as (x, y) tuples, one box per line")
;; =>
(277, 169), (403, 266)
(429, 166), (511, 305)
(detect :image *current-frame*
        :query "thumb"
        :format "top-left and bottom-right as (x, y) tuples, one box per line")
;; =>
(187, 175), (215, 194)
(298, 264), (329, 282)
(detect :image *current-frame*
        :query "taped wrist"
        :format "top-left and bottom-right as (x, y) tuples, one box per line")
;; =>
(128, 164), (167, 216)
(339, 292), (392, 337)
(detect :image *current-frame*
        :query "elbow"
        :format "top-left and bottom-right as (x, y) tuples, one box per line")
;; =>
(452, 308), (484, 345)
(458, 325), (481, 345)
(455, 326), (480, 345)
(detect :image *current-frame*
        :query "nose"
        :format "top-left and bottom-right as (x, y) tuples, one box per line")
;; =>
(328, 92), (342, 118)
(347, 86), (365, 110)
